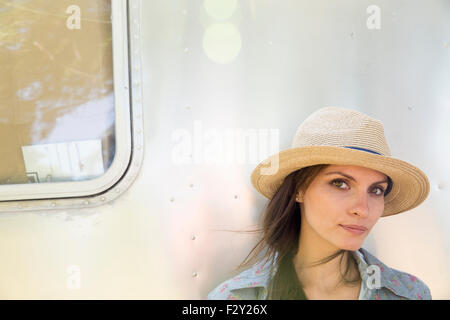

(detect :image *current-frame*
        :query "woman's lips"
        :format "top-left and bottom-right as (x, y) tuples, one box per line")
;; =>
(339, 224), (367, 235)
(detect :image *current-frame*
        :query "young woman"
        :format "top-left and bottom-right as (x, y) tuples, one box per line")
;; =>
(207, 107), (432, 300)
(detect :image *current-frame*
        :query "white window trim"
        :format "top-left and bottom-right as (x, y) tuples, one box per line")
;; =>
(0, 0), (144, 211)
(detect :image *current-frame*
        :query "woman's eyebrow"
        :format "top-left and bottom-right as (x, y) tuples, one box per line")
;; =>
(324, 171), (389, 185)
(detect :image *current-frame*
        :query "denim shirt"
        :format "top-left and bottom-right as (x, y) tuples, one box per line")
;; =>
(207, 247), (432, 300)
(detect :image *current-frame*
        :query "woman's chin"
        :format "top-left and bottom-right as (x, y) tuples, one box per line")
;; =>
(338, 241), (363, 251)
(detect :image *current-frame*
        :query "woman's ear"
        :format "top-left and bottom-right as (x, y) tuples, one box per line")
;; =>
(295, 190), (304, 203)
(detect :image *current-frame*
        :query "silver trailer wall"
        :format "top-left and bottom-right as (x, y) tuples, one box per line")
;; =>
(0, 0), (449, 299)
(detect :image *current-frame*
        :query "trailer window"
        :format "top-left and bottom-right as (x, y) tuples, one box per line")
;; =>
(0, 0), (114, 185)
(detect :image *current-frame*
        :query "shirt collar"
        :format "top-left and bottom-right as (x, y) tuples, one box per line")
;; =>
(356, 247), (418, 299)
(226, 255), (276, 292)
(228, 248), (418, 300)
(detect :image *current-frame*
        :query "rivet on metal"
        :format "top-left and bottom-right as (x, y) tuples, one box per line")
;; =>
(192, 272), (198, 277)
(170, 197), (175, 202)
(191, 235), (196, 240)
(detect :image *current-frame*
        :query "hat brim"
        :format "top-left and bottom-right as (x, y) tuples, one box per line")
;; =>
(250, 146), (430, 217)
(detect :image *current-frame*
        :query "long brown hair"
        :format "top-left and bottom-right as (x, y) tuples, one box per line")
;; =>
(236, 164), (392, 299)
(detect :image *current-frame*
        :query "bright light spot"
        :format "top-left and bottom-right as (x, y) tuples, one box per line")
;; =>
(203, 23), (241, 64)
(204, 0), (237, 20)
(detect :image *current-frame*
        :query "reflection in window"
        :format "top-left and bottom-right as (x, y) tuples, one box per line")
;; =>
(0, 0), (115, 185)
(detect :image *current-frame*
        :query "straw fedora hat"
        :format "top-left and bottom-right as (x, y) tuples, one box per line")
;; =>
(250, 106), (430, 217)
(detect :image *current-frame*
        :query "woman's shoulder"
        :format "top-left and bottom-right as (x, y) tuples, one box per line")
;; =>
(206, 278), (259, 300)
(359, 247), (432, 300)
(206, 256), (276, 300)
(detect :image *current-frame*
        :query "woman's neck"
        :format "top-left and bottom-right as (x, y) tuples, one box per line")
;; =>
(292, 221), (360, 294)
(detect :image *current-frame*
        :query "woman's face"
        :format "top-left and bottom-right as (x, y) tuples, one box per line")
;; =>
(296, 165), (389, 251)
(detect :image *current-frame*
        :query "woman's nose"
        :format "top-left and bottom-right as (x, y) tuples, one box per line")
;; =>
(350, 192), (370, 217)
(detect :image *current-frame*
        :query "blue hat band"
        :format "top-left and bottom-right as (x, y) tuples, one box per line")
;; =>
(344, 146), (382, 155)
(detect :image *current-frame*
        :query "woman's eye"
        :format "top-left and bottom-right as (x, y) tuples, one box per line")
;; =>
(373, 187), (385, 196)
(332, 179), (348, 189)
(332, 180), (385, 196)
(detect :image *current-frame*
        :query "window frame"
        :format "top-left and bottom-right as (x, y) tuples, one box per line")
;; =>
(0, 0), (144, 210)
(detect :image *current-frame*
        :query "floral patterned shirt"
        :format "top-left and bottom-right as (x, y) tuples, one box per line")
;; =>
(207, 247), (431, 300)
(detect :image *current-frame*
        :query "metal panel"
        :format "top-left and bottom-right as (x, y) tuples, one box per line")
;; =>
(140, 0), (450, 299)
(0, 0), (448, 299)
